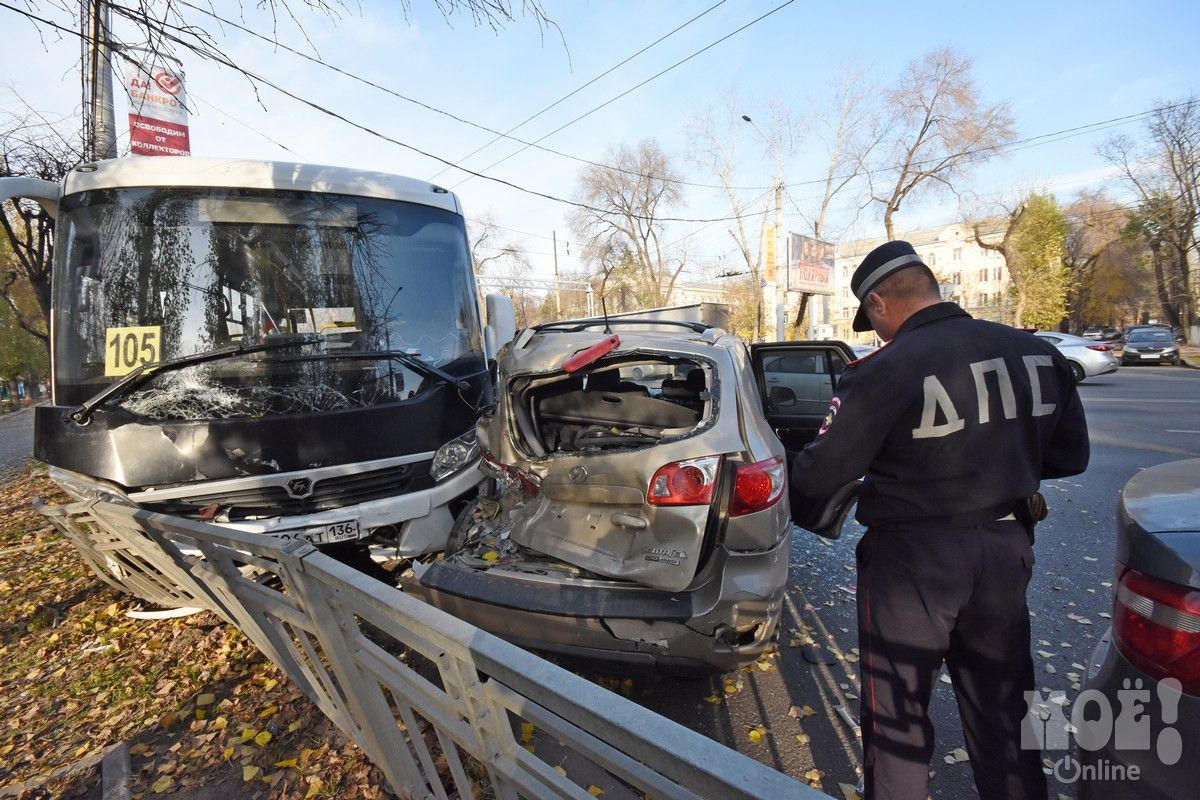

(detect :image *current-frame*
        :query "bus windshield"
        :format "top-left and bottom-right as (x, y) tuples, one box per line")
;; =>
(53, 187), (484, 416)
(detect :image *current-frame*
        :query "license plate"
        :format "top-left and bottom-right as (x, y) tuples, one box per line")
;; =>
(306, 519), (361, 544)
(1140, 353), (1160, 359)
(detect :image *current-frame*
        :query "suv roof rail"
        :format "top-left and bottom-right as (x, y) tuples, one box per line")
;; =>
(533, 318), (713, 334)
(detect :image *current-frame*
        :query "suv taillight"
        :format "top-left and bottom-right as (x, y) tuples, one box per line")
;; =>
(1113, 567), (1200, 693)
(648, 455), (722, 506)
(730, 456), (786, 517)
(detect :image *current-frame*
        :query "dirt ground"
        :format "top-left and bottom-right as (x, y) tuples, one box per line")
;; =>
(0, 466), (393, 800)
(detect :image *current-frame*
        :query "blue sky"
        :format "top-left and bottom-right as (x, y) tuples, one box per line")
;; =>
(3, 0), (1198, 283)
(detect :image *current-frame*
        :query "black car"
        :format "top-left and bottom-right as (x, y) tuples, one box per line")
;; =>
(1121, 330), (1181, 366)
(1123, 324), (1185, 344)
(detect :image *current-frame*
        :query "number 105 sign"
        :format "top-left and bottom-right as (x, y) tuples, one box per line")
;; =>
(104, 326), (162, 377)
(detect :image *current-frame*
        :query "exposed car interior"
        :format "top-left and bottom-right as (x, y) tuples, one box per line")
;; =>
(509, 358), (711, 455)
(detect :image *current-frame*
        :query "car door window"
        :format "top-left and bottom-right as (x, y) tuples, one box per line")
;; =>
(1037, 335), (1062, 345)
(761, 351), (833, 414)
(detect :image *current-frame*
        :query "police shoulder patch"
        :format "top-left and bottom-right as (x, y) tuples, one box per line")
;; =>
(818, 396), (841, 436)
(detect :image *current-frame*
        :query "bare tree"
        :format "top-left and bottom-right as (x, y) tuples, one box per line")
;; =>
(687, 97), (772, 341)
(0, 111), (85, 349)
(800, 60), (877, 240)
(1098, 97), (1200, 334)
(868, 47), (1017, 240)
(569, 140), (685, 309)
(467, 211), (531, 275)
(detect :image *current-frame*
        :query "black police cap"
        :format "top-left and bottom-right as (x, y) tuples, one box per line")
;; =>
(851, 240), (927, 332)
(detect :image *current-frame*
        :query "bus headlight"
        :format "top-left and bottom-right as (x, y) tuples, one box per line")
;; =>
(431, 429), (479, 482)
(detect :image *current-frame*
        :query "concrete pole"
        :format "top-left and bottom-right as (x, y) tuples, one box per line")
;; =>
(86, 0), (118, 160)
(552, 230), (562, 318)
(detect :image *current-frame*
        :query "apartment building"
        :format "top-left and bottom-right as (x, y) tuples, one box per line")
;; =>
(805, 221), (1009, 344)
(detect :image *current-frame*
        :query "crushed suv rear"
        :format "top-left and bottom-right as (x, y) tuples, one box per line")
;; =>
(407, 320), (795, 672)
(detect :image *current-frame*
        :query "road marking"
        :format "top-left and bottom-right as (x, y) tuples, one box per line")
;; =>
(1166, 429), (1200, 434)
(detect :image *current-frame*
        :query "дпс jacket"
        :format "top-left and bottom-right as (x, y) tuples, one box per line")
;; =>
(791, 302), (1089, 531)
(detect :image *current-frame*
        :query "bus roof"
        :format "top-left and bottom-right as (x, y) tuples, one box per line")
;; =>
(62, 157), (462, 214)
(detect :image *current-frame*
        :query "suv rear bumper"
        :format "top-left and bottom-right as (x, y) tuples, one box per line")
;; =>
(407, 530), (791, 674)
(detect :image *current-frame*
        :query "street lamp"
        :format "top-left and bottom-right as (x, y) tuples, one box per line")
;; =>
(742, 114), (785, 341)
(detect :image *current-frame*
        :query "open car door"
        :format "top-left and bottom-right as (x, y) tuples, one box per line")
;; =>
(750, 341), (861, 539)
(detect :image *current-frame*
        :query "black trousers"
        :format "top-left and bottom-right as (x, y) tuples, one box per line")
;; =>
(856, 522), (1047, 800)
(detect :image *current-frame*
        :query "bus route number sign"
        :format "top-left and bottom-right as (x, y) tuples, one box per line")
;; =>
(104, 326), (162, 377)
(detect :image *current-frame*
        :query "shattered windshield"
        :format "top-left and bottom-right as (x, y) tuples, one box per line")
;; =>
(53, 187), (484, 415)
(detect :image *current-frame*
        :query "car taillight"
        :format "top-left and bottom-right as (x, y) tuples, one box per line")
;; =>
(730, 456), (786, 517)
(1112, 567), (1200, 693)
(648, 455), (721, 506)
(1087, 344), (1113, 352)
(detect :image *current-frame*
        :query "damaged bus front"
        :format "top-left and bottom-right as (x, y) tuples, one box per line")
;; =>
(4, 158), (513, 558)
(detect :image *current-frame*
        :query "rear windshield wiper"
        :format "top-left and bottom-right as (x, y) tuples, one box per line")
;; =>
(271, 349), (479, 391)
(70, 335), (321, 425)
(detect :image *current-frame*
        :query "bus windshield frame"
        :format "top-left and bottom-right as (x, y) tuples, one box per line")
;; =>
(52, 186), (484, 417)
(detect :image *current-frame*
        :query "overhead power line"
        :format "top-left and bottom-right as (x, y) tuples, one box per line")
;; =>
(429, 0), (729, 181)
(452, 0), (798, 189)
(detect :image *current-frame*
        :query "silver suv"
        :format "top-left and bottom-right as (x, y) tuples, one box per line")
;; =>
(406, 317), (858, 672)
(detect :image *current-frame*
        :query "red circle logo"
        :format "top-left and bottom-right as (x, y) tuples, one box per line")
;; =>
(154, 71), (182, 95)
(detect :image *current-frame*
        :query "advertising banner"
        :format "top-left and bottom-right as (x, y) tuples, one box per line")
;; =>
(788, 233), (834, 295)
(127, 62), (190, 156)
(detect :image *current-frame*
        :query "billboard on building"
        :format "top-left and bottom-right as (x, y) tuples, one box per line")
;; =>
(127, 61), (190, 156)
(788, 233), (834, 295)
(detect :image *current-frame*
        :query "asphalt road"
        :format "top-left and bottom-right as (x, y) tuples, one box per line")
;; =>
(0, 405), (36, 484)
(616, 364), (1200, 798)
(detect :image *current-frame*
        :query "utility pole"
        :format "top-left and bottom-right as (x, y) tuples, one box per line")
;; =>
(552, 231), (562, 318)
(743, 114), (785, 341)
(84, 0), (118, 161)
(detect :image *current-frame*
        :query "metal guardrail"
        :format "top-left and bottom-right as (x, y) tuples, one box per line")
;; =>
(36, 498), (823, 800)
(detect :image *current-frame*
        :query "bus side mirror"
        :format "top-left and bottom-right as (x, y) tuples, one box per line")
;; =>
(484, 294), (516, 361)
(0, 177), (61, 218)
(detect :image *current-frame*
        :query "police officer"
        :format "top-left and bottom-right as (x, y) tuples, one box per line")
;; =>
(792, 240), (1089, 800)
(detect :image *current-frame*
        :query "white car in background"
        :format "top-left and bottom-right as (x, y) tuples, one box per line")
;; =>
(1034, 331), (1120, 382)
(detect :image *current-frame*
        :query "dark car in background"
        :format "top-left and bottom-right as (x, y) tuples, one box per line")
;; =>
(1123, 323), (1185, 344)
(1079, 458), (1199, 799)
(1121, 330), (1181, 366)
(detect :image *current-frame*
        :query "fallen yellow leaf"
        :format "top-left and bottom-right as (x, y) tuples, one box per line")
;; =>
(254, 730), (272, 747)
(553, 766), (567, 776)
(259, 704), (279, 719)
(240, 728), (257, 743)
(274, 757), (298, 768)
(213, 716), (228, 731)
(196, 693), (215, 706)
(519, 722), (535, 743)
(800, 705), (816, 718)
(222, 747), (235, 760)
(748, 729), (762, 744)
(263, 678), (278, 691)
(243, 765), (261, 782)
(195, 709), (207, 721)
(587, 787), (604, 797)
(304, 778), (324, 800)
(288, 721), (301, 733)
(703, 694), (722, 704)
(151, 775), (173, 794)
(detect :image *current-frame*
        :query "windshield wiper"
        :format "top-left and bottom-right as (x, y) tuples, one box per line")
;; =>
(272, 349), (478, 391)
(70, 335), (321, 425)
